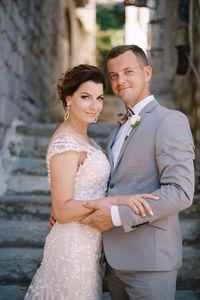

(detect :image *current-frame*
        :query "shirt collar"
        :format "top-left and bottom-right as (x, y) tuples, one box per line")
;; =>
(132, 95), (155, 115)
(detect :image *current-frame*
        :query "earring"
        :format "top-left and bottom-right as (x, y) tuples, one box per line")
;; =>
(94, 116), (98, 123)
(64, 102), (70, 120)
(64, 110), (69, 120)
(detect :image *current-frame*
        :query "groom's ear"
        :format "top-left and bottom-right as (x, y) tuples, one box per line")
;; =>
(144, 66), (152, 82)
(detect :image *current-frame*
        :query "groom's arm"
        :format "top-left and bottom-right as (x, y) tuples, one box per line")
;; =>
(118, 111), (195, 233)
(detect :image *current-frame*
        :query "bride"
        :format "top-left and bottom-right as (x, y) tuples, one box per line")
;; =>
(24, 64), (158, 300)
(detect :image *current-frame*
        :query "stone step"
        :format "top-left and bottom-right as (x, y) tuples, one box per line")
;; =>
(11, 135), (50, 158)
(0, 221), (49, 247)
(0, 194), (51, 205)
(0, 285), (27, 300)
(0, 288), (198, 300)
(0, 217), (199, 285)
(0, 246), (199, 298)
(0, 203), (51, 221)
(2, 156), (47, 177)
(11, 157), (47, 175)
(16, 122), (115, 138)
(15, 134), (109, 158)
(1, 193), (199, 216)
(16, 123), (56, 137)
(175, 291), (199, 300)
(0, 249), (108, 300)
(0, 212), (198, 244)
(0, 200), (199, 244)
(0, 193), (199, 242)
(7, 174), (50, 195)
(0, 247), (200, 289)
(0, 248), (43, 284)
(12, 123), (115, 158)
(177, 246), (200, 289)
(104, 290), (200, 300)
(179, 194), (200, 218)
(180, 218), (200, 245)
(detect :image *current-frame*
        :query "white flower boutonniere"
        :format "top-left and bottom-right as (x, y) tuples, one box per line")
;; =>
(130, 115), (141, 128)
(125, 114), (141, 140)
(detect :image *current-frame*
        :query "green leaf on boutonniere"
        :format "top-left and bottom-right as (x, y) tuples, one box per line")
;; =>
(125, 135), (128, 140)
(131, 120), (140, 128)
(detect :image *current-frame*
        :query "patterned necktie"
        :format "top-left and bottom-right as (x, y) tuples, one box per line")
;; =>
(116, 107), (135, 125)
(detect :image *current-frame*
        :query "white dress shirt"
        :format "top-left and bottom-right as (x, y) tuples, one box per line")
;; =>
(111, 95), (155, 226)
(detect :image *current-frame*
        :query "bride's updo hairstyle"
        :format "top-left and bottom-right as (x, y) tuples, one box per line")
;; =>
(55, 64), (106, 110)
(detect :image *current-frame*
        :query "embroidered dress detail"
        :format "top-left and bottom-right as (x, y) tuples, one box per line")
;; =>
(24, 135), (110, 300)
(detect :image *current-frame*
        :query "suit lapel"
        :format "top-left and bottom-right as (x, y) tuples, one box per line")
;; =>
(114, 100), (159, 170)
(107, 125), (121, 173)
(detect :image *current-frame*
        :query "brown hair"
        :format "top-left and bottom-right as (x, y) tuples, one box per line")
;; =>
(107, 45), (148, 68)
(55, 64), (106, 110)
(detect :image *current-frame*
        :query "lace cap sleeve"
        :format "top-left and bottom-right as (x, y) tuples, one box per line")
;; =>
(46, 136), (88, 168)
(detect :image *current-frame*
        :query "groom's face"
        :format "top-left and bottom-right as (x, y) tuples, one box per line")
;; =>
(107, 50), (151, 108)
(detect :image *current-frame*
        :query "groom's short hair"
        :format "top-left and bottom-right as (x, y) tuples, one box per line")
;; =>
(107, 45), (148, 68)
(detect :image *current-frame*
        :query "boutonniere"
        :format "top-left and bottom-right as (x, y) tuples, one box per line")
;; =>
(125, 114), (141, 140)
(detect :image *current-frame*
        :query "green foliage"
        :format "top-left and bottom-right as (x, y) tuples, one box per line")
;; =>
(96, 29), (124, 52)
(96, 4), (125, 94)
(97, 4), (125, 31)
(96, 29), (124, 94)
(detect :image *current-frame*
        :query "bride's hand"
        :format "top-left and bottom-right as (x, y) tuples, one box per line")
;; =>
(123, 194), (159, 218)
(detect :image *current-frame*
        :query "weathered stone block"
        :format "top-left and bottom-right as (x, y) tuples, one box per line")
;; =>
(0, 220), (49, 247)
(0, 203), (51, 221)
(0, 194), (51, 205)
(17, 35), (26, 57)
(0, 247), (43, 282)
(12, 2), (21, 29)
(11, 157), (47, 175)
(178, 246), (200, 289)
(180, 218), (200, 244)
(175, 290), (199, 300)
(0, 285), (27, 300)
(19, 135), (50, 158)
(3, 37), (12, 64)
(0, 68), (9, 97)
(7, 174), (50, 194)
(6, 19), (16, 45)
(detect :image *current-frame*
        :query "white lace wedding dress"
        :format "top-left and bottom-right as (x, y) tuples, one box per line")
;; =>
(24, 133), (110, 300)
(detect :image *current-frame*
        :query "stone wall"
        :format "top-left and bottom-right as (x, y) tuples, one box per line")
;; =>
(173, 0), (200, 182)
(148, 0), (200, 187)
(0, 0), (61, 147)
(148, 0), (177, 108)
(0, 0), (96, 149)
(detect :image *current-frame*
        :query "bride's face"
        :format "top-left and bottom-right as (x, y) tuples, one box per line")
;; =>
(67, 81), (104, 124)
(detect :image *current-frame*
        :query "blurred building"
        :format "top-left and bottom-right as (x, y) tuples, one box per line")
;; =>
(125, 5), (150, 51)
(124, 0), (200, 179)
(0, 0), (96, 147)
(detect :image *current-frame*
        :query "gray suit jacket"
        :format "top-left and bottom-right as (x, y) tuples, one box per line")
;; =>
(103, 100), (195, 272)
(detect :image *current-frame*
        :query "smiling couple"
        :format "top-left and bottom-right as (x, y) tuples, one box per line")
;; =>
(24, 45), (195, 300)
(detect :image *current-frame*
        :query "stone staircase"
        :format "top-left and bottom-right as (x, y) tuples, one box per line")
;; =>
(0, 122), (199, 300)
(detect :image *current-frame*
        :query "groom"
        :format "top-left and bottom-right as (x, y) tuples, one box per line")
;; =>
(80, 45), (195, 299)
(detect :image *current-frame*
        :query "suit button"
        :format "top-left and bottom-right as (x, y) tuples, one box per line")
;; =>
(110, 183), (114, 189)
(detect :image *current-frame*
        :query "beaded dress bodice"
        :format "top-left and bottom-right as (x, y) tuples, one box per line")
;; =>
(47, 134), (110, 201)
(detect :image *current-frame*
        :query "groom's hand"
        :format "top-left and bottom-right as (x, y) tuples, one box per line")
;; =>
(79, 200), (114, 232)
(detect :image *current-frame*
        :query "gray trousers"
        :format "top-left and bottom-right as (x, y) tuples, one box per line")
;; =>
(105, 263), (177, 300)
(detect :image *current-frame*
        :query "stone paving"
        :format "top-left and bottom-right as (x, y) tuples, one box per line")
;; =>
(102, 291), (200, 300)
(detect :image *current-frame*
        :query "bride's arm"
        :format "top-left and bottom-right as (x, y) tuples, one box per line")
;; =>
(50, 150), (93, 224)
